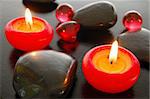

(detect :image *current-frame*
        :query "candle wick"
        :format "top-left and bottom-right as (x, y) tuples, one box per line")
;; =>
(108, 55), (113, 64)
(26, 22), (32, 30)
(110, 61), (113, 64)
(28, 23), (32, 30)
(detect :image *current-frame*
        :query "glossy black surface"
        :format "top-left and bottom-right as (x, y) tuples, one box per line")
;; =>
(0, 0), (149, 98)
(73, 1), (117, 29)
(13, 50), (77, 98)
(23, 0), (58, 12)
(118, 28), (150, 62)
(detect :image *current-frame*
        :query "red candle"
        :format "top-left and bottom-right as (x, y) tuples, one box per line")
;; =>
(82, 41), (140, 93)
(5, 8), (53, 51)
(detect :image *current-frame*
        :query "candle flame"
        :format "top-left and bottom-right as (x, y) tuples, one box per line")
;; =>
(25, 8), (33, 26)
(109, 40), (118, 64)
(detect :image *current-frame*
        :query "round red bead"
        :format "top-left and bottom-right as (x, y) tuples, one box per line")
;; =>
(56, 3), (74, 23)
(56, 21), (80, 42)
(123, 10), (143, 32)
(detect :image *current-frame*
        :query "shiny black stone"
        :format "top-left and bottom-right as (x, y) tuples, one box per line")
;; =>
(73, 1), (117, 29)
(118, 28), (150, 62)
(27, 0), (55, 3)
(23, 0), (58, 13)
(13, 50), (77, 98)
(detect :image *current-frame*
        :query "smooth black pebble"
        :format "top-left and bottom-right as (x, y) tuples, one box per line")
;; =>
(73, 1), (117, 29)
(23, 0), (58, 12)
(13, 50), (77, 98)
(118, 28), (150, 62)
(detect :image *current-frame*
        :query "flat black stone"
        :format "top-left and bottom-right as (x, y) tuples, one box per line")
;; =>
(13, 50), (77, 98)
(73, 1), (117, 29)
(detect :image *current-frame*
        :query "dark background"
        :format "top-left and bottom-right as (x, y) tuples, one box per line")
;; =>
(0, 0), (149, 98)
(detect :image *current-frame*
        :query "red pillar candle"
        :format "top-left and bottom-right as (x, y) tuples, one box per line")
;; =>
(5, 8), (53, 51)
(82, 41), (140, 94)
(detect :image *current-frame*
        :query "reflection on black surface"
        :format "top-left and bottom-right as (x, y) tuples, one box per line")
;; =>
(140, 61), (149, 70)
(9, 49), (25, 70)
(15, 78), (77, 99)
(66, 76), (77, 98)
(77, 27), (114, 45)
(82, 81), (134, 99)
(15, 93), (20, 98)
(23, 0), (58, 13)
(57, 39), (79, 54)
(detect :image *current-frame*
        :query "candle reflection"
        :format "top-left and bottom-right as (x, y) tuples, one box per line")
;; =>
(9, 49), (25, 70)
(57, 39), (79, 54)
(82, 81), (135, 98)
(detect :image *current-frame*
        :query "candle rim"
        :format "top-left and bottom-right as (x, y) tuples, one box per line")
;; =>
(87, 44), (140, 75)
(6, 16), (53, 34)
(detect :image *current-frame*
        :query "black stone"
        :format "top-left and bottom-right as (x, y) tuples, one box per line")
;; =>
(13, 50), (77, 98)
(73, 1), (117, 29)
(23, 0), (58, 13)
(27, 0), (55, 3)
(118, 28), (150, 62)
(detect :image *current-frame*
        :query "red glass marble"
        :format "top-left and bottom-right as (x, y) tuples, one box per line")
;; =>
(56, 3), (74, 23)
(123, 10), (143, 32)
(56, 21), (80, 42)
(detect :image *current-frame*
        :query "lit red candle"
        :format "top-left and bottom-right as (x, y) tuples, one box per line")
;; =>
(82, 41), (140, 93)
(5, 8), (53, 51)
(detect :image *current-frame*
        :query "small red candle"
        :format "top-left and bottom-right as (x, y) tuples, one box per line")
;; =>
(82, 41), (140, 94)
(5, 8), (53, 51)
